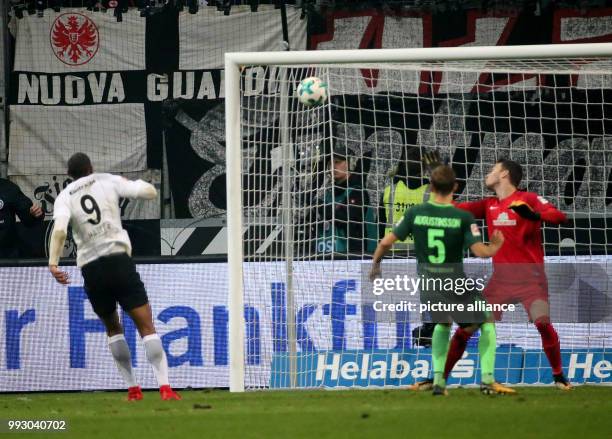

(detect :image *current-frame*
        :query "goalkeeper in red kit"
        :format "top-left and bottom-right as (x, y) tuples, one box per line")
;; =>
(414, 158), (572, 390)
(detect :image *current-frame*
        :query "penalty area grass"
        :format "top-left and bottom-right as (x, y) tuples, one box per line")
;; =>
(1, 386), (610, 439)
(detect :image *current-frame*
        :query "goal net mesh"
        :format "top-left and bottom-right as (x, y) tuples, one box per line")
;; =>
(236, 57), (612, 389)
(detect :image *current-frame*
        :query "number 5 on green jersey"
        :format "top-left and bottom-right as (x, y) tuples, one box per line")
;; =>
(428, 228), (446, 263)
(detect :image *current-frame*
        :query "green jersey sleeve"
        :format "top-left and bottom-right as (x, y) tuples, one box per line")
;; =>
(462, 212), (481, 248)
(392, 207), (414, 241)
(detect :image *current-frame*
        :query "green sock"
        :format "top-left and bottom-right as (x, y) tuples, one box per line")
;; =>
(432, 324), (450, 388)
(479, 323), (497, 385)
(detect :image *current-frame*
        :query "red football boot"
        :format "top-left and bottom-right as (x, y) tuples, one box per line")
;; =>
(127, 386), (143, 401)
(160, 385), (181, 401)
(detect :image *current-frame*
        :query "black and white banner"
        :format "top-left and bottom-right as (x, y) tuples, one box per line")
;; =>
(7, 5), (611, 258)
(164, 6), (307, 218)
(9, 9), (152, 221)
(8, 5), (307, 221)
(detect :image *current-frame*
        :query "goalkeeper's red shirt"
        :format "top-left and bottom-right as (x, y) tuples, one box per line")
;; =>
(456, 191), (566, 264)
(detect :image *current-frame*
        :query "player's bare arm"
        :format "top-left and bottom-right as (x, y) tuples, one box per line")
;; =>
(470, 229), (504, 258)
(369, 232), (397, 281)
(48, 215), (70, 285)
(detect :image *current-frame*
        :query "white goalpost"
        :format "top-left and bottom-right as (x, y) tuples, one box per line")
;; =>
(225, 43), (612, 392)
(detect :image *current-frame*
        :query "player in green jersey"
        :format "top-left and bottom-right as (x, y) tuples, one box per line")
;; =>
(370, 165), (515, 396)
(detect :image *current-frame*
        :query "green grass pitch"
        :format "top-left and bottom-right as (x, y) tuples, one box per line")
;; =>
(1, 387), (611, 438)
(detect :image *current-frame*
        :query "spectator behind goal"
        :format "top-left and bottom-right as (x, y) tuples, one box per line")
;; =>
(316, 151), (378, 256)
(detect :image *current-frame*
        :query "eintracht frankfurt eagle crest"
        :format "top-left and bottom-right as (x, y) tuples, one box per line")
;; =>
(50, 13), (99, 66)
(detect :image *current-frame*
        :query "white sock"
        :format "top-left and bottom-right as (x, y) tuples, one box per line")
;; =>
(108, 334), (138, 388)
(142, 333), (169, 387)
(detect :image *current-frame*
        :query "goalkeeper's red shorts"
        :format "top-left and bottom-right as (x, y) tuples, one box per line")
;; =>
(483, 275), (549, 320)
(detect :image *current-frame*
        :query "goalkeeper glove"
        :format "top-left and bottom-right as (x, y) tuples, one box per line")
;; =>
(422, 150), (442, 173)
(508, 200), (540, 221)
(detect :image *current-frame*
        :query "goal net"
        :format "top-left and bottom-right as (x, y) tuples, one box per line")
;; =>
(225, 45), (612, 391)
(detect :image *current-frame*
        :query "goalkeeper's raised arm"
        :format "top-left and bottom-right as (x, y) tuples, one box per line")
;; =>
(508, 191), (566, 224)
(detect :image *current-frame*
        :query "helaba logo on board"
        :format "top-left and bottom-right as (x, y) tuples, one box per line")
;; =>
(316, 351), (430, 383)
(269, 348), (525, 388)
(270, 350), (436, 388)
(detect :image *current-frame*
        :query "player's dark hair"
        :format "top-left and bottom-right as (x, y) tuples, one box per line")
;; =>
(496, 158), (523, 187)
(67, 153), (93, 179)
(430, 165), (456, 196)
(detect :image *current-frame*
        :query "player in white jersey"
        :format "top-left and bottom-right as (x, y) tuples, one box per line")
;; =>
(48, 153), (181, 401)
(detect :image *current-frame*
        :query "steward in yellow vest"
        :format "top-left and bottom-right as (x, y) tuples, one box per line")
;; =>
(383, 179), (429, 245)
